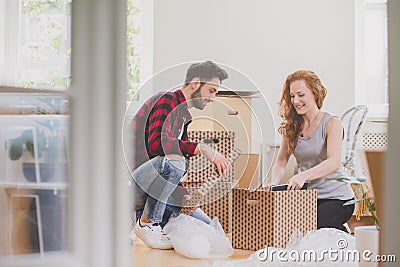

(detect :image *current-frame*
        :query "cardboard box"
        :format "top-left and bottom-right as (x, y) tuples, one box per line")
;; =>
(234, 153), (261, 189)
(182, 130), (240, 233)
(232, 188), (317, 250)
(182, 181), (232, 234)
(186, 131), (235, 183)
(187, 95), (254, 153)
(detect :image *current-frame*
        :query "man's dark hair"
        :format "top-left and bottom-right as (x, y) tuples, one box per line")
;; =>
(184, 61), (228, 85)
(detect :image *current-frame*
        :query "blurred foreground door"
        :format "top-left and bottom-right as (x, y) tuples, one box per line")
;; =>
(0, 0), (129, 266)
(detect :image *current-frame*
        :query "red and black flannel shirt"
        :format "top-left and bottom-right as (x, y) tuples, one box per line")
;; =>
(130, 90), (198, 171)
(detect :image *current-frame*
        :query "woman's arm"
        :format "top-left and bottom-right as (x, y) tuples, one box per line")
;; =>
(287, 117), (343, 190)
(265, 138), (291, 189)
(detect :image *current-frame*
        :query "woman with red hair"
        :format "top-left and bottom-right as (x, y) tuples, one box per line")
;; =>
(267, 70), (354, 231)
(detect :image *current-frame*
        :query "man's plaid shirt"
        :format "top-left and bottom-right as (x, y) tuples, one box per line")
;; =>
(130, 90), (198, 170)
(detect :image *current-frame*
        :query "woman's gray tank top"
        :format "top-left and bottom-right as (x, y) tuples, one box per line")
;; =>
(294, 112), (354, 200)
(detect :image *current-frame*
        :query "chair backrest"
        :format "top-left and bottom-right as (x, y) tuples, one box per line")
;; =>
(340, 105), (368, 176)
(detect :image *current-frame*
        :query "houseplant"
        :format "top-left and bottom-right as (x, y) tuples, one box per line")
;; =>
(326, 176), (379, 229)
(5, 127), (58, 182)
(326, 176), (379, 267)
(5, 96), (68, 183)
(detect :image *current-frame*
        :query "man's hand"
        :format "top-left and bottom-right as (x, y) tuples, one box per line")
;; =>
(212, 151), (232, 177)
(198, 143), (231, 177)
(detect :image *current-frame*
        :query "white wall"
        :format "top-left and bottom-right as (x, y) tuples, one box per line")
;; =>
(383, 0), (400, 258)
(153, 0), (356, 151)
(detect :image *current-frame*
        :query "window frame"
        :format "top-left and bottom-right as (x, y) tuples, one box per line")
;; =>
(0, 0), (5, 83)
(0, 0), (19, 86)
(355, 0), (389, 120)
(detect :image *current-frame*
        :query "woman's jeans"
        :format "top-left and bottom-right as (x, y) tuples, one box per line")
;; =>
(131, 156), (210, 224)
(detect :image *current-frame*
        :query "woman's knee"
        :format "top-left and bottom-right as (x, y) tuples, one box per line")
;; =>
(317, 199), (354, 229)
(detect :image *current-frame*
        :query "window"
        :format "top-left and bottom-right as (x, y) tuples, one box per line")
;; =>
(2, 0), (142, 96)
(127, 0), (141, 100)
(127, 0), (153, 102)
(0, 0), (71, 260)
(355, 0), (388, 119)
(125, 0), (153, 122)
(1, 0), (71, 89)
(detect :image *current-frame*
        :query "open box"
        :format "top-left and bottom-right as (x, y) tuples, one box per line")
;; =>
(232, 188), (317, 250)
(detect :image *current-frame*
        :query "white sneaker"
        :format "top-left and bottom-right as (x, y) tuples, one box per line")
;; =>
(129, 228), (136, 244)
(134, 220), (173, 249)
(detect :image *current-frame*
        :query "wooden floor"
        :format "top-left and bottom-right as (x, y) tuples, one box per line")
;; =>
(132, 238), (253, 267)
(131, 215), (375, 266)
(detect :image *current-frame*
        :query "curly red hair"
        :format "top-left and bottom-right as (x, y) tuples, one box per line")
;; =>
(278, 70), (327, 154)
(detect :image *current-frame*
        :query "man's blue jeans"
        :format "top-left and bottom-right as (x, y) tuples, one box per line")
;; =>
(131, 156), (188, 223)
(135, 205), (212, 228)
(132, 157), (211, 227)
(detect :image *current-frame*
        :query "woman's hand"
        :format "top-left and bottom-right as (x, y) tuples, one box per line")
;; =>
(287, 173), (307, 190)
(264, 182), (278, 190)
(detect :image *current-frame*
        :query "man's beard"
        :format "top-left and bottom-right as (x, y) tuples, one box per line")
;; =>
(191, 86), (207, 110)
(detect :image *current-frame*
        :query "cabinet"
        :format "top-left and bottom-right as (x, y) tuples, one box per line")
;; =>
(188, 91), (258, 153)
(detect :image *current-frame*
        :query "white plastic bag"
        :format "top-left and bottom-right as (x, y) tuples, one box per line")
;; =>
(213, 228), (357, 267)
(163, 214), (234, 258)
